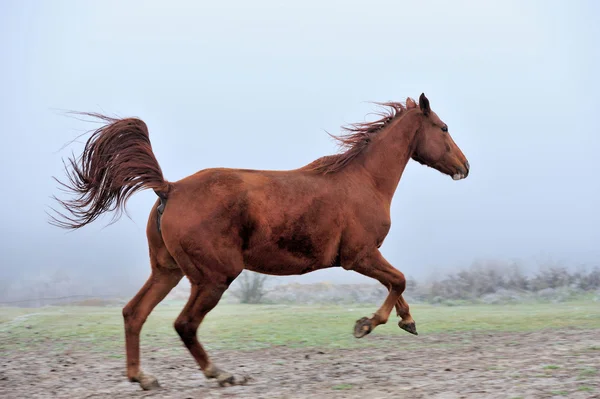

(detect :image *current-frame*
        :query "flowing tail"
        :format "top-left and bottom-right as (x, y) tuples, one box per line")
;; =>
(49, 113), (170, 229)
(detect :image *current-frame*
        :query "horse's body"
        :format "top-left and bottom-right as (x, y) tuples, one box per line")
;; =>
(163, 168), (348, 276)
(51, 94), (470, 389)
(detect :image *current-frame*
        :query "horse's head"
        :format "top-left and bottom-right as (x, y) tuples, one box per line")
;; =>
(408, 93), (470, 180)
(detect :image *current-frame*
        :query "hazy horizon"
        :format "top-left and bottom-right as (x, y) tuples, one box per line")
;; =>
(1, 0), (598, 301)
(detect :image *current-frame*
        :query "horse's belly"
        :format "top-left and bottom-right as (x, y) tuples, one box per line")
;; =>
(242, 242), (338, 276)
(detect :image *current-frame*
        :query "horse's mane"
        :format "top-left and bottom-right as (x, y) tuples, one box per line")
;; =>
(303, 102), (407, 174)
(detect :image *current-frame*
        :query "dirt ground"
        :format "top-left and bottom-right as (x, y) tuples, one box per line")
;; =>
(1, 328), (599, 399)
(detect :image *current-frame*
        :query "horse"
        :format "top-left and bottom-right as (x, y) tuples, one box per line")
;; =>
(49, 93), (470, 389)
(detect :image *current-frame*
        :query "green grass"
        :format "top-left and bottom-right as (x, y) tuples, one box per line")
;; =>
(550, 391), (568, 396)
(578, 368), (597, 377)
(1, 300), (599, 353)
(543, 365), (560, 370)
(332, 384), (353, 390)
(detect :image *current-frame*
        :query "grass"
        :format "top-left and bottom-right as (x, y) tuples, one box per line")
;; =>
(550, 391), (568, 396)
(331, 384), (353, 390)
(578, 368), (597, 377)
(1, 300), (600, 353)
(543, 365), (560, 370)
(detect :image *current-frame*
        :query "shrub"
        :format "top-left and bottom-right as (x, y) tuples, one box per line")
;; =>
(422, 261), (599, 304)
(230, 270), (270, 304)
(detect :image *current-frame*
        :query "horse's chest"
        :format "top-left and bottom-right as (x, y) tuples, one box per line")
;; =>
(355, 205), (391, 237)
(375, 220), (391, 247)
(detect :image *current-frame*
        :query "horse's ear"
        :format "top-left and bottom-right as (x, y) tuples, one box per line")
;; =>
(406, 97), (417, 109)
(419, 93), (430, 116)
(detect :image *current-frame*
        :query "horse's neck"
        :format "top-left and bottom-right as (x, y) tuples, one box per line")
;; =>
(357, 111), (421, 203)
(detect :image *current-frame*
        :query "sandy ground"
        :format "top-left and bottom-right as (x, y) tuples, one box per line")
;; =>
(1, 329), (599, 399)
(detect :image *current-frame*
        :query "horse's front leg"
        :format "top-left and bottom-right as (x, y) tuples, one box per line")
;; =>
(395, 295), (417, 335)
(347, 249), (417, 337)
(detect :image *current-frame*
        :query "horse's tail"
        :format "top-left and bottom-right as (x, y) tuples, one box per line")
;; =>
(49, 113), (171, 230)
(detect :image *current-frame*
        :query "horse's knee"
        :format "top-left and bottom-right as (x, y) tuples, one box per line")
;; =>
(174, 319), (196, 345)
(392, 272), (406, 293)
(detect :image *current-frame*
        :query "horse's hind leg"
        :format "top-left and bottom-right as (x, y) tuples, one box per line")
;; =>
(122, 264), (183, 390)
(171, 250), (247, 386)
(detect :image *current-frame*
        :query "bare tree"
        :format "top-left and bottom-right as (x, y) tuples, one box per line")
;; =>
(230, 270), (270, 304)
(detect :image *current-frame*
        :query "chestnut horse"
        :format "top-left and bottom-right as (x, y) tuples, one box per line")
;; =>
(50, 93), (469, 389)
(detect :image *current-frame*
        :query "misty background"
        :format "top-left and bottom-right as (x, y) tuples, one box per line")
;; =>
(1, 0), (598, 302)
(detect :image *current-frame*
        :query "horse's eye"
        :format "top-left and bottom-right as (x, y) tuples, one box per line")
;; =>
(441, 125), (448, 132)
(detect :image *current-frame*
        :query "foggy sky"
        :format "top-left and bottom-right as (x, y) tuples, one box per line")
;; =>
(1, 0), (598, 297)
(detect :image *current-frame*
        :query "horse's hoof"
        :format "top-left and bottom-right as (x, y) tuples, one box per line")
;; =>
(398, 320), (418, 335)
(133, 372), (160, 391)
(216, 372), (249, 387)
(205, 364), (249, 387)
(353, 316), (373, 338)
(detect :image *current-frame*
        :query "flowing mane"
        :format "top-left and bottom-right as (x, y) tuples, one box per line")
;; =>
(303, 101), (406, 174)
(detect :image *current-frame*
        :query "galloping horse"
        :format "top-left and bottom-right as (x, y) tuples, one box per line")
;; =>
(50, 93), (470, 389)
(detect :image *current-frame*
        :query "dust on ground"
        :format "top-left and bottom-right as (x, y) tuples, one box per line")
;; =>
(1, 329), (599, 399)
